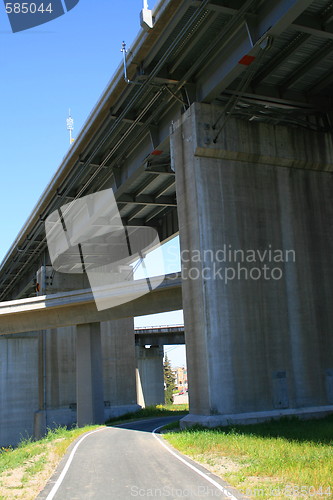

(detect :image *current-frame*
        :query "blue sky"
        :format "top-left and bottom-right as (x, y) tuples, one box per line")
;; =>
(0, 0), (185, 366)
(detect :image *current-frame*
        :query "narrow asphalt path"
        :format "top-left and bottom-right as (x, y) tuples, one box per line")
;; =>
(39, 417), (245, 500)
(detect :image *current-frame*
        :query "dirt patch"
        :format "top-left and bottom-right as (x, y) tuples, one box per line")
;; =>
(0, 442), (64, 500)
(191, 452), (244, 475)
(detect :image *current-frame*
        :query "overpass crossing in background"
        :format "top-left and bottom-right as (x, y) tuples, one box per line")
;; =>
(135, 324), (185, 345)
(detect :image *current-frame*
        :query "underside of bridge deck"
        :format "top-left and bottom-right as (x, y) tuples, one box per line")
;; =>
(0, 0), (333, 441)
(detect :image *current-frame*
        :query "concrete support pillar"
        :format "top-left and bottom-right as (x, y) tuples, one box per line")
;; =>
(34, 326), (77, 440)
(76, 323), (104, 426)
(34, 331), (47, 441)
(101, 318), (140, 419)
(172, 102), (333, 427)
(136, 346), (164, 407)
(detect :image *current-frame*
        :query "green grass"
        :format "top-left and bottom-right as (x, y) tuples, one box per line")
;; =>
(0, 425), (99, 500)
(0, 426), (95, 475)
(163, 416), (333, 499)
(105, 403), (188, 426)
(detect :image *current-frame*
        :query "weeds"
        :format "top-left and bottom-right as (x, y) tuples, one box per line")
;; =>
(0, 425), (98, 500)
(163, 416), (333, 499)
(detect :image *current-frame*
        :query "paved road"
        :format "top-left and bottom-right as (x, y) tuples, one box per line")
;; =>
(39, 417), (244, 500)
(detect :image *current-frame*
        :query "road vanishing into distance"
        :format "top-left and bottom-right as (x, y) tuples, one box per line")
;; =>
(38, 417), (245, 500)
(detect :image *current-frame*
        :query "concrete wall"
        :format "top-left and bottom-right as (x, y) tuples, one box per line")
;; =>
(45, 327), (76, 410)
(0, 337), (38, 446)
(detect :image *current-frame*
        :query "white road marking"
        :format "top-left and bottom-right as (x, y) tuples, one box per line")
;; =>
(153, 425), (240, 500)
(45, 420), (241, 500)
(45, 427), (106, 500)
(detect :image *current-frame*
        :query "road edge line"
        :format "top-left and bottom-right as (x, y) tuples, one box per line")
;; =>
(45, 427), (107, 500)
(152, 425), (240, 500)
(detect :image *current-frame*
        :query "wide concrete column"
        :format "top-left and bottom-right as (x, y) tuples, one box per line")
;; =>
(136, 346), (164, 407)
(172, 102), (333, 427)
(76, 323), (104, 426)
(101, 318), (140, 419)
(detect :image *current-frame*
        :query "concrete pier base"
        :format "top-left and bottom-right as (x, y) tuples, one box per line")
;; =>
(181, 406), (333, 428)
(104, 404), (140, 420)
(136, 346), (164, 407)
(172, 102), (333, 427)
(34, 407), (76, 440)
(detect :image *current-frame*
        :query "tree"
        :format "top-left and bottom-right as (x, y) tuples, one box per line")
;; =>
(164, 354), (176, 404)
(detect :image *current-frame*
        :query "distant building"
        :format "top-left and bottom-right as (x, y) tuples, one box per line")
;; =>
(173, 366), (188, 393)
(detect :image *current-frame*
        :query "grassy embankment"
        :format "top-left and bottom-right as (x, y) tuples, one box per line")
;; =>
(0, 425), (99, 500)
(163, 415), (333, 499)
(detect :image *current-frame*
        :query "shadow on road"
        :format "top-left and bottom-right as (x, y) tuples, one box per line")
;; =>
(106, 415), (182, 433)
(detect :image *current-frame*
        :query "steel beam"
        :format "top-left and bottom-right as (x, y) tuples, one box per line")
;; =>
(292, 13), (333, 40)
(198, 0), (314, 102)
(281, 41), (333, 91)
(117, 194), (176, 206)
(169, 10), (220, 75)
(223, 86), (311, 109)
(309, 68), (333, 95)
(251, 33), (311, 88)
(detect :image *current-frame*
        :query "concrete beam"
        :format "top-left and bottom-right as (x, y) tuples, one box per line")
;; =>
(135, 325), (185, 345)
(0, 274), (182, 335)
(192, 103), (333, 171)
(135, 333), (185, 346)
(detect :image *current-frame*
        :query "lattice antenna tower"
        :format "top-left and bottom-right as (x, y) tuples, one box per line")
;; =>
(66, 109), (74, 145)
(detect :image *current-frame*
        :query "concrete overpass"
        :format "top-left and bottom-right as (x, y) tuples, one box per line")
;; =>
(0, 275), (183, 436)
(0, 274), (182, 440)
(135, 325), (185, 346)
(0, 274), (181, 335)
(0, 0), (332, 443)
